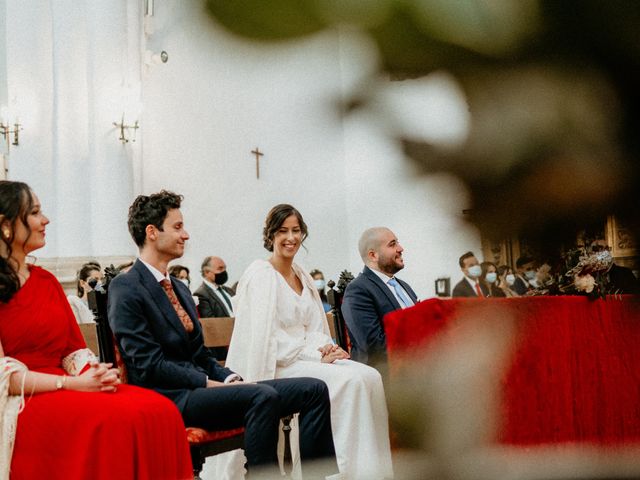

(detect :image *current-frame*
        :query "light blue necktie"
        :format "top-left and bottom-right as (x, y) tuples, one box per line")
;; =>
(388, 277), (411, 308)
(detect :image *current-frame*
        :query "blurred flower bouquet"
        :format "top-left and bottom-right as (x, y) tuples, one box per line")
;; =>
(560, 247), (614, 298)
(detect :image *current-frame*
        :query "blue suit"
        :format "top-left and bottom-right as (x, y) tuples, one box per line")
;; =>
(108, 259), (337, 470)
(342, 266), (418, 368)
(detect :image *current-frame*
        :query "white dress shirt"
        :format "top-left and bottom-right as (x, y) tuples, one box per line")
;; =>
(203, 278), (233, 315)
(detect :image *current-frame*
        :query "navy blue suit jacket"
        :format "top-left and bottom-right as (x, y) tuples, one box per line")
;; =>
(341, 266), (418, 366)
(107, 259), (234, 413)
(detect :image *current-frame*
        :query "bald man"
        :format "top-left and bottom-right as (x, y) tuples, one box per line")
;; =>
(342, 227), (418, 369)
(194, 256), (235, 318)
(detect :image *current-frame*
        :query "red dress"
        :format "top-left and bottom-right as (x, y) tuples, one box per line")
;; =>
(0, 266), (193, 480)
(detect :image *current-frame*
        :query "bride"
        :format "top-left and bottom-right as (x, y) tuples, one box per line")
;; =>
(227, 204), (393, 480)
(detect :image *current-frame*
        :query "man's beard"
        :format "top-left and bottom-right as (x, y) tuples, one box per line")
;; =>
(379, 256), (403, 276)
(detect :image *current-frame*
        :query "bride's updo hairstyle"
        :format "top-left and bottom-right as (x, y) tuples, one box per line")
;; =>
(263, 204), (308, 252)
(0, 180), (33, 302)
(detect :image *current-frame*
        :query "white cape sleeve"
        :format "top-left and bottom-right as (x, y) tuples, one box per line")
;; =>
(226, 259), (279, 381)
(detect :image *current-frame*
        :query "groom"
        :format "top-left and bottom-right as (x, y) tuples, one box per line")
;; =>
(342, 227), (418, 371)
(108, 190), (337, 477)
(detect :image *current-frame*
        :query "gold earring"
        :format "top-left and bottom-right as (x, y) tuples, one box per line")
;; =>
(2, 229), (9, 239)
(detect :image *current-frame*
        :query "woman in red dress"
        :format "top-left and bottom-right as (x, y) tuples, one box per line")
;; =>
(0, 180), (192, 479)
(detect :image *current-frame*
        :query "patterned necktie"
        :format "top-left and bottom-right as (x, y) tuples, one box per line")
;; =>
(160, 279), (194, 332)
(475, 281), (484, 297)
(218, 286), (233, 314)
(388, 277), (411, 308)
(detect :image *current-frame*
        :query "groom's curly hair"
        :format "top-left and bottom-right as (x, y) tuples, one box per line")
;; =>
(127, 190), (183, 247)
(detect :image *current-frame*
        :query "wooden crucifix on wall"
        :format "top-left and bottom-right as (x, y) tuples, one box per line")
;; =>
(251, 148), (264, 179)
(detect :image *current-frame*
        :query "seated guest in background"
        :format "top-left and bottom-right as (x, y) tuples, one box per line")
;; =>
(534, 263), (556, 292)
(513, 256), (537, 295)
(480, 261), (502, 297)
(168, 264), (191, 290)
(310, 269), (331, 313)
(497, 265), (520, 297)
(194, 256), (234, 359)
(108, 191), (338, 478)
(591, 239), (640, 294)
(342, 227), (418, 370)
(452, 251), (489, 297)
(228, 205), (393, 480)
(0, 180), (192, 479)
(194, 256), (234, 317)
(67, 262), (103, 324)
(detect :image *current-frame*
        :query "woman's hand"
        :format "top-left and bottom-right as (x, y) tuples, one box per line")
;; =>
(68, 362), (121, 393)
(318, 344), (336, 356)
(319, 344), (350, 363)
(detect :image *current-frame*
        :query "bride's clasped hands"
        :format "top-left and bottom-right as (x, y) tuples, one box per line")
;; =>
(318, 344), (350, 363)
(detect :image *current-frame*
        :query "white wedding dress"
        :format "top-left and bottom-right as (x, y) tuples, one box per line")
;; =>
(226, 260), (393, 480)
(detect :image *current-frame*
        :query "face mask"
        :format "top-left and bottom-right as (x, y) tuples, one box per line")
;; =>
(506, 274), (516, 286)
(485, 272), (497, 284)
(467, 265), (482, 279)
(214, 271), (228, 285)
(314, 279), (325, 290)
(178, 278), (190, 288)
(87, 277), (105, 293)
(525, 270), (536, 281)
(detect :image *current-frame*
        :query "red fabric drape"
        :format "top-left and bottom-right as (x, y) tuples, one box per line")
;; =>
(385, 296), (640, 445)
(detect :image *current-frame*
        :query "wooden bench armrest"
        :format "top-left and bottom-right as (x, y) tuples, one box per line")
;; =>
(78, 322), (99, 356)
(199, 317), (235, 348)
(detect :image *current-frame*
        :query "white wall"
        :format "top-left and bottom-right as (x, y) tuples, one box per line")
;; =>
(140, 1), (351, 287)
(1, 0), (482, 297)
(3, 0), (139, 259)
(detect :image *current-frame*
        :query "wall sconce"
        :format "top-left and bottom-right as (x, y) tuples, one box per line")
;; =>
(113, 114), (139, 144)
(0, 121), (21, 149)
(435, 277), (451, 297)
(0, 107), (21, 151)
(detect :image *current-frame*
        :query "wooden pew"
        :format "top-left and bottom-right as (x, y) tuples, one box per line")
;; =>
(77, 322), (99, 356)
(326, 312), (336, 343)
(200, 317), (234, 366)
(200, 314), (337, 358)
(326, 272), (354, 352)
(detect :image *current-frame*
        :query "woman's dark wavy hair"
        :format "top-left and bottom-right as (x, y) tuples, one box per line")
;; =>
(262, 204), (308, 252)
(76, 262), (102, 297)
(480, 261), (497, 279)
(127, 190), (183, 247)
(0, 181), (34, 303)
(168, 264), (189, 278)
(497, 264), (513, 278)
